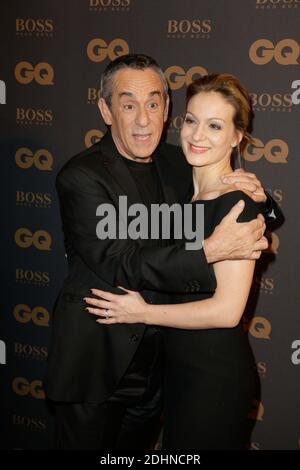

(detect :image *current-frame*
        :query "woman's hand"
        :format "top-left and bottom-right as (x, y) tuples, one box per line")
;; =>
(84, 287), (149, 325)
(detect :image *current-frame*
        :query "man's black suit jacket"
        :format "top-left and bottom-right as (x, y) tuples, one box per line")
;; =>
(44, 132), (216, 403)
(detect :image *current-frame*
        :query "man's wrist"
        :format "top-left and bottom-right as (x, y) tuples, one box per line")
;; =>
(203, 237), (217, 264)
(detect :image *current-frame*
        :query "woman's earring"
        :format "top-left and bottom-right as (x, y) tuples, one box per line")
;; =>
(236, 144), (244, 170)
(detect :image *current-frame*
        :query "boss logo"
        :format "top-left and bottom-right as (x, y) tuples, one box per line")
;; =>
(85, 129), (104, 148)
(15, 228), (52, 251)
(13, 304), (50, 326)
(89, 0), (131, 6)
(14, 343), (48, 359)
(250, 92), (293, 110)
(87, 38), (129, 62)
(16, 269), (50, 285)
(15, 148), (53, 170)
(16, 19), (54, 33)
(16, 108), (53, 124)
(12, 377), (45, 399)
(16, 191), (52, 207)
(13, 414), (47, 431)
(87, 87), (101, 103)
(167, 19), (211, 34)
(15, 62), (54, 85)
(164, 65), (208, 90)
(244, 138), (288, 163)
(249, 39), (299, 65)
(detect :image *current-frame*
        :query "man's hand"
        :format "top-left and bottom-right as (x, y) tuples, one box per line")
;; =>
(203, 199), (268, 263)
(221, 168), (266, 203)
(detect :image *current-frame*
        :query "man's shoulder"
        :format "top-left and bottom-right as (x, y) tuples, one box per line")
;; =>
(56, 139), (110, 186)
(157, 141), (191, 175)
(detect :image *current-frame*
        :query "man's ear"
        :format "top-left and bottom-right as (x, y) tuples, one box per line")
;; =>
(163, 95), (170, 123)
(98, 98), (113, 125)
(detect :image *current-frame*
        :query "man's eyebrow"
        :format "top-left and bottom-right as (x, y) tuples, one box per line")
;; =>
(118, 90), (162, 99)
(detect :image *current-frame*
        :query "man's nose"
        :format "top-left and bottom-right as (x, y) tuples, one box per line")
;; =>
(135, 107), (150, 127)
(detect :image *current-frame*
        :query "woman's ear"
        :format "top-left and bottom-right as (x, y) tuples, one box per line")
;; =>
(232, 130), (243, 148)
(98, 98), (113, 125)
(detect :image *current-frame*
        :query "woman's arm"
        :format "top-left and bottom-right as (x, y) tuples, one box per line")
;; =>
(85, 258), (255, 329)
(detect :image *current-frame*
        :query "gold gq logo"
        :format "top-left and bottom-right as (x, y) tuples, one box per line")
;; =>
(265, 231), (280, 254)
(12, 378), (45, 399)
(244, 138), (288, 163)
(164, 66), (208, 90)
(85, 129), (104, 148)
(87, 38), (129, 62)
(15, 62), (54, 85)
(249, 316), (271, 339)
(249, 39), (299, 65)
(13, 304), (50, 327)
(15, 148), (53, 170)
(15, 228), (52, 251)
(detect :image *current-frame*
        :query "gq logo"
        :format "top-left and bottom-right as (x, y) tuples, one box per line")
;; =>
(12, 377), (45, 399)
(15, 228), (52, 251)
(85, 129), (104, 148)
(249, 39), (299, 65)
(15, 148), (53, 170)
(265, 232), (280, 254)
(15, 61), (54, 85)
(164, 65), (208, 90)
(244, 138), (288, 163)
(291, 340), (300, 365)
(13, 304), (50, 327)
(248, 316), (271, 340)
(87, 38), (129, 62)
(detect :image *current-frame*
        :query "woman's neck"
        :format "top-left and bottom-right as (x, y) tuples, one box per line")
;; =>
(192, 160), (233, 201)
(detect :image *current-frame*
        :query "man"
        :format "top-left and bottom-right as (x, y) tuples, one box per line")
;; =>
(45, 54), (277, 449)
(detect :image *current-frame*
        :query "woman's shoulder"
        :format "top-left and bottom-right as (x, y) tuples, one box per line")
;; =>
(200, 189), (265, 224)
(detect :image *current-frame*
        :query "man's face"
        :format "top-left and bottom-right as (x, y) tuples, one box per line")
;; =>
(99, 68), (169, 162)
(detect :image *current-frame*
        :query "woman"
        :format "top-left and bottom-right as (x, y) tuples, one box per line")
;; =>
(84, 74), (263, 449)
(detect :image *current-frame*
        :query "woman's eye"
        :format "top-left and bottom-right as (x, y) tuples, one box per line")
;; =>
(184, 117), (195, 124)
(210, 123), (221, 130)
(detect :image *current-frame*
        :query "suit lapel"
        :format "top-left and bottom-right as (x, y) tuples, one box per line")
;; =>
(98, 132), (144, 206)
(153, 145), (179, 205)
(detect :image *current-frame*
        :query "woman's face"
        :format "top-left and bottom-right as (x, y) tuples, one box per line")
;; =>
(180, 91), (242, 168)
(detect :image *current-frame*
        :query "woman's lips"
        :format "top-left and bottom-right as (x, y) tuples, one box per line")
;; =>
(189, 143), (210, 154)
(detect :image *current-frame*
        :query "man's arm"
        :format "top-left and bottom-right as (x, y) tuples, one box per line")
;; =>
(58, 167), (266, 293)
(220, 169), (283, 227)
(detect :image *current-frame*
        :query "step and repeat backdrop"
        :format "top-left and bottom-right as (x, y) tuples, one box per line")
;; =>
(1, 0), (299, 450)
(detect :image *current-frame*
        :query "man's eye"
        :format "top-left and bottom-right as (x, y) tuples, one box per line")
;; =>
(124, 104), (134, 110)
(148, 102), (158, 110)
